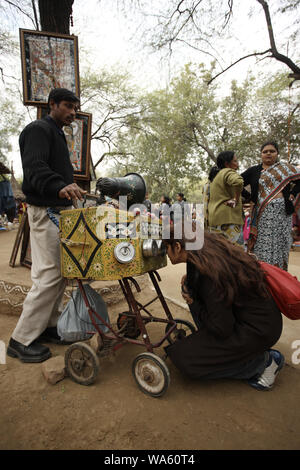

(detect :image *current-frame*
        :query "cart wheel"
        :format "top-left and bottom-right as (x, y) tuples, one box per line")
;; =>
(132, 352), (170, 397)
(165, 318), (196, 344)
(65, 342), (100, 386)
(117, 312), (141, 339)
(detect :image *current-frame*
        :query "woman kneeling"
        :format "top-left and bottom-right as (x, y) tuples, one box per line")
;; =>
(164, 229), (284, 391)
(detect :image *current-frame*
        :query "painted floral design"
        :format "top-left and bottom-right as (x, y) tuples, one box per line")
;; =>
(66, 264), (73, 274)
(61, 208), (167, 280)
(94, 263), (102, 273)
(63, 217), (73, 229)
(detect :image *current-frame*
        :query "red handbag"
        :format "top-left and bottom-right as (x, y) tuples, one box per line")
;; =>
(259, 261), (300, 320)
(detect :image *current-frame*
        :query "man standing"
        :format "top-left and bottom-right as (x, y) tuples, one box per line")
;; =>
(7, 88), (86, 363)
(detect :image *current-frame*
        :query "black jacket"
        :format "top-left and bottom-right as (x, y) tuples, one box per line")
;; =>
(241, 163), (300, 215)
(20, 116), (74, 207)
(165, 261), (282, 380)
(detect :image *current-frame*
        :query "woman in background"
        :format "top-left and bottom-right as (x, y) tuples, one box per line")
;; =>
(241, 141), (300, 270)
(159, 195), (173, 224)
(203, 166), (219, 229)
(207, 151), (244, 246)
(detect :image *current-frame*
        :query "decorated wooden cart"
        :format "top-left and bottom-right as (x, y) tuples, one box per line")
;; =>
(60, 204), (195, 397)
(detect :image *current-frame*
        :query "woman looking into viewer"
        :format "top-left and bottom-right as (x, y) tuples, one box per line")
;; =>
(163, 227), (284, 391)
(241, 141), (300, 270)
(159, 195), (173, 224)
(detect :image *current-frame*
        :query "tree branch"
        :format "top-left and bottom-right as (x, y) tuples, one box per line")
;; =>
(208, 0), (300, 85)
(223, 0), (234, 28)
(257, 0), (300, 75)
(207, 49), (271, 85)
(94, 152), (135, 169)
(291, 103), (300, 116)
(4, 0), (36, 27)
(174, 38), (224, 69)
(31, 0), (40, 30)
(192, 124), (216, 161)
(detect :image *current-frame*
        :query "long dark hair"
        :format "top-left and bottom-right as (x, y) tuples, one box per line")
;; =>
(208, 166), (219, 182)
(208, 151), (235, 182)
(164, 228), (270, 305)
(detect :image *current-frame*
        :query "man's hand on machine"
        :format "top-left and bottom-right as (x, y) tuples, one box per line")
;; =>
(181, 275), (194, 305)
(58, 183), (87, 202)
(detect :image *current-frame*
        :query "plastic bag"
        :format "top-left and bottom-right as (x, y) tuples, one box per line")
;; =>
(57, 284), (110, 342)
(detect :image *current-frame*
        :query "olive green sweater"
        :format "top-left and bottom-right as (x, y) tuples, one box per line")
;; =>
(208, 168), (244, 226)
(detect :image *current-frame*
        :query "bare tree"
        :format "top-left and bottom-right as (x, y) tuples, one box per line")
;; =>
(3, 0), (38, 28)
(256, 0), (300, 82)
(122, 0), (300, 84)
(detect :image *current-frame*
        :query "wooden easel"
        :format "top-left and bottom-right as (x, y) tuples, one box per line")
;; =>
(9, 210), (31, 268)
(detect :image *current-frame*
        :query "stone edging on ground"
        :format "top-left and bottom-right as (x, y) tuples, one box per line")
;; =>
(0, 274), (150, 317)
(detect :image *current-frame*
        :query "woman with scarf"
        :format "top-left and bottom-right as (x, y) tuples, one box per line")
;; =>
(241, 142), (300, 270)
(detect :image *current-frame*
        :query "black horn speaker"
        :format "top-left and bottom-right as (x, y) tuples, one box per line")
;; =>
(96, 173), (147, 206)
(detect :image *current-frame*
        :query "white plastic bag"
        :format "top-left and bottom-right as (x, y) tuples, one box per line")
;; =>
(57, 284), (110, 342)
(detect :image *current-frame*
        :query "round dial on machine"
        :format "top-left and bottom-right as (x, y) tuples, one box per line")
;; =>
(114, 241), (136, 263)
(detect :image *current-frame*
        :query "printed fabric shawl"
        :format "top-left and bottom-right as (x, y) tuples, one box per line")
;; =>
(249, 161), (300, 247)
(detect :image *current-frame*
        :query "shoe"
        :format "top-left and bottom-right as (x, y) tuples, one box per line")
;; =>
(248, 349), (285, 391)
(7, 338), (51, 363)
(38, 327), (73, 345)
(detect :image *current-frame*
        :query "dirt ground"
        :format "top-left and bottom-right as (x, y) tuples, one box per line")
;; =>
(1, 286), (300, 451)
(1, 229), (300, 451)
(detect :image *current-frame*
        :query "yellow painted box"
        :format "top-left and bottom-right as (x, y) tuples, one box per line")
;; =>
(60, 205), (167, 280)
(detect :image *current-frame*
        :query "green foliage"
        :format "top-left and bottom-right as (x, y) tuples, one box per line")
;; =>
(106, 64), (299, 202)
(0, 4), (28, 167)
(1, 0), (299, 199)
(80, 66), (143, 167)
(0, 31), (18, 56)
(108, 63), (221, 201)
(253, 73), (300, 165)
(0, 94), (24, 165)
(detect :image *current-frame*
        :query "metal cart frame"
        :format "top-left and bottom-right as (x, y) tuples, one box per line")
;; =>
(64, 270), (195, 397)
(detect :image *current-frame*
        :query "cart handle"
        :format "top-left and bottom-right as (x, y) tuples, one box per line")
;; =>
(127, 277), (141, 293)
(151, 270), (161, 282)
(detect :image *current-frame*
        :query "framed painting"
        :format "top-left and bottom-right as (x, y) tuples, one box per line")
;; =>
(20, 28), (80, 106)
(37, 107), (92, 180)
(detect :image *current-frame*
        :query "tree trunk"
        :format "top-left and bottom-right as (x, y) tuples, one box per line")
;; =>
(37, 0), (91, 190)
(38, 0), (74, 34)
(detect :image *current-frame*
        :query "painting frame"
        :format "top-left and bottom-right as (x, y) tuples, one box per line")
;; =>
(20, 28), (80, 106)
(37, 107), (92, 180)
(9, 211), (28, 267)
(20, 212), (32, 269)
